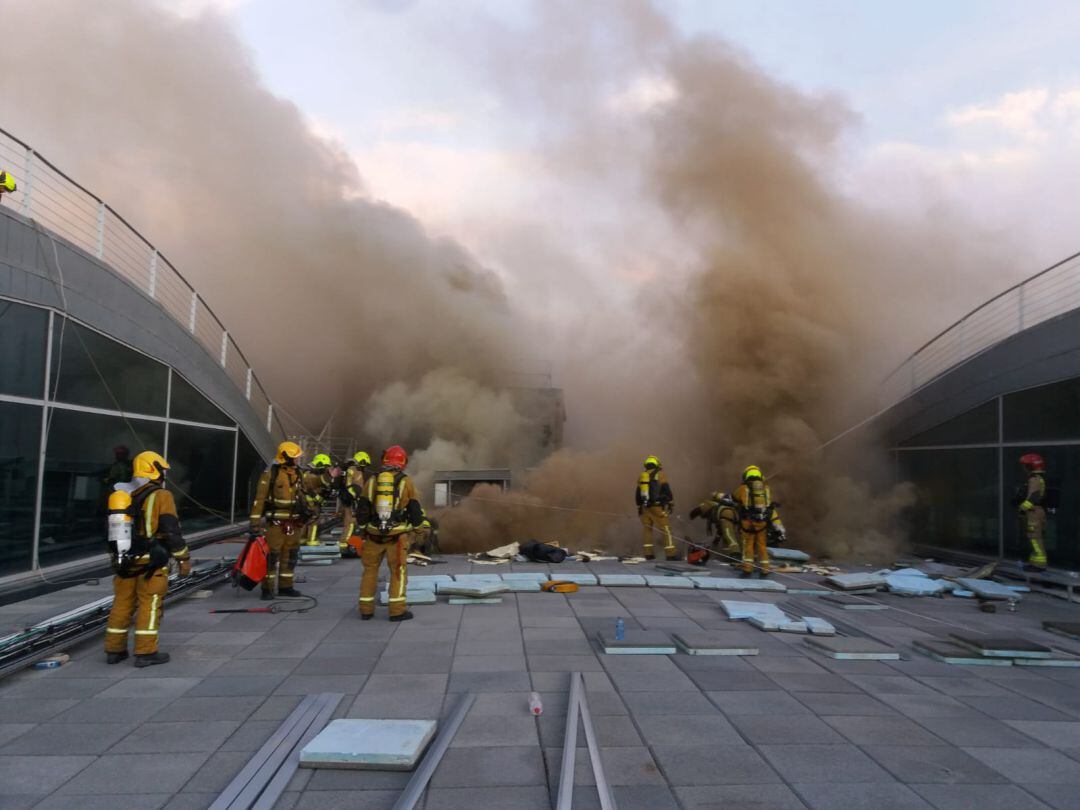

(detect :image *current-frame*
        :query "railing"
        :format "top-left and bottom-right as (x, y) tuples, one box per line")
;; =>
(0, 127), (284, 441)
(882, 250), (1080, 406)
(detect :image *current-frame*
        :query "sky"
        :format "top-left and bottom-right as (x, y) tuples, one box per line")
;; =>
(191, 0), (1080, 285)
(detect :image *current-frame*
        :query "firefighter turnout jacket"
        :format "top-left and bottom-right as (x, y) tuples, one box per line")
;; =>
(361, 467), (425, 537)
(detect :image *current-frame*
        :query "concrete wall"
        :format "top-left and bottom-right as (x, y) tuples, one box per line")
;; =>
(0, 206), (275, 459)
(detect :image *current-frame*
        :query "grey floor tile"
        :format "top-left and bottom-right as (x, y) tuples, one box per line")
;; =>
(0, 724), (34, 748)
(915, 677), (1014, 697)
(651, 744), (780, 785)
(864, 745), (1009, 784)
(1005, 721), (1080, 749)
(964, 747), (1080, 784)
(361, 673), (448, 694)
(768, 672), (863, 693)
(685, 669), (777, 692)
(211, 658), (299, 677)
(0, 754), (95, 795)
(155, 696), (263, 722)
(758, 744), (895, 783)
(796, 691), (898, 716)
(0, 722), (135, 755)
(635, 713), (743, 746)
(274, 674), (367, 695)
(56, 752), (209, 794)
(526, 654), (604, 672)
(622, 691), (719, 717)
(248, 694), (304, 721)
(915, 716), (1047, 748)
(292, 790), (399, 809)
(845, 674), (936, 695)
(0, 699), (79, 723)
(348, 692), (445, 720)
(447, 671), (533, 692)
(423, 786), (551, 809)
(450, 714), (539, 747)
(530, 671), (614, 693)
(0, 676), (114, 700)
(911, 783), (1053, 810)
(730, 714), (845, 745)
(110, 720), (240, 753)
(707, 690), (812, 716)
(370, 655), (451, 674)
(538, 713), (639, 748)
(548, 745), (667, 786)
(608, 785), (681, 810)
(304, 768), (411, 790)
(182, 675), (286, 697)
(451, 655), (528, 673)
(876, 693), (980, 719)
(675, 784), (808, 809)
(430, 746), (546, 787)
(961, 695), (1076, 722)
(181, 750), (258, 793)
(31, 794), (170, 810)
(748, 656), (830, 674)
(608, 669), (700, 692)
(1021, 782), (1080, 809)
(51, 698), (175, 724)
(825, 715), (947, 747)
(792, 782), (932, 809)
(218, 719), (281, 752)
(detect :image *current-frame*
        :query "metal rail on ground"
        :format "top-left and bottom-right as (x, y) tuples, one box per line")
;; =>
(389, 692), (475, 810)
(556, 671), (618, 810)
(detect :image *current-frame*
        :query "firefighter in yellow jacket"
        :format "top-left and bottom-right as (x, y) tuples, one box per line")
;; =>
(687, 490), (740, 565)
(249, 441), (322, 599)
(636, 455), (677, 560)
(357, 445), (425, 622)
(1018, 453), (1048, 570)
(303, 453), (338, 546)
(733, 465), (784, 578)
(104, 451), (190, 667)
(338, 451), (371, 553)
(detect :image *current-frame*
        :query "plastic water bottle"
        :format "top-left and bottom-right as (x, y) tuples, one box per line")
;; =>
(528, 692), (543, 716)
(615, 617), (625, 641)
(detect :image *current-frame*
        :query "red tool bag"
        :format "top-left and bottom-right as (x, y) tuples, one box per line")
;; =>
(233, 535), (269, 591)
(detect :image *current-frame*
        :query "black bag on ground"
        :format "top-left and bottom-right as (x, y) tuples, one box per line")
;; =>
(520, 539), (567, 563)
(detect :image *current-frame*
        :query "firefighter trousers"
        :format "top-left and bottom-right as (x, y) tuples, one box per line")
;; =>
(342, 505), (356, 541)
(1023, 507), (1047, 566)
(740, 525), (770, 573)
(263, 522), (302, 594)
(641, 506), (677, 559)
(359, 533), (410, 617)
(105, 567), (169, 655)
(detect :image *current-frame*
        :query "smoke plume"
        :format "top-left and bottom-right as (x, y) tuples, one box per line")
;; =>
(1, 1), (1019, 559)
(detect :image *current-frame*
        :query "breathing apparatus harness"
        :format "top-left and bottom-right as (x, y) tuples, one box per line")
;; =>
(107, 479), (170, 577)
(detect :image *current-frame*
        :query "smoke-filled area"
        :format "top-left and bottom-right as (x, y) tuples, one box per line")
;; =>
(0, 0), (1022, 560)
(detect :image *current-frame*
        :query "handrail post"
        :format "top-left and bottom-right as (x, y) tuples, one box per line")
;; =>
(188, 291), (198, 333)
(95, 202), (106, 258)
(266, 403), (274, 433)
(147, 249), (158, 298)
(909, 359), (916, 395)
(220, 330), (228, 368)
(21, 147), (33, 216)
(957, 316), (966, 360)
(245, 368), (253, 401)
(1018, 285), (1025, 332)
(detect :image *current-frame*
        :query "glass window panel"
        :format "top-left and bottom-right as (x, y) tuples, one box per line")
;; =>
(1003, 379), (1080, 442)
(1002, 444), (1080, 570)
(167, 424), (236, 533)
(39, 409), (164, 569)
(0, 401), (42, 576)
(234, 430), (267, 523)
(897, 447), (1000, 557)
(170, 371), (233, 426)
(50, 318), (168, 415)
(898, 400), (998, 447)
(0, 300), (47, 398)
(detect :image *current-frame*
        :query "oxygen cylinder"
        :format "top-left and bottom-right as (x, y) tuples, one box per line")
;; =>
(637, 472), (651, 505)
(107, 490), (133, 559)
(374, 471), (395, 529)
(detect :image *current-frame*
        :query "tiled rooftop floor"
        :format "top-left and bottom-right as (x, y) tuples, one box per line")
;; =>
(2, 555), (1080, 809)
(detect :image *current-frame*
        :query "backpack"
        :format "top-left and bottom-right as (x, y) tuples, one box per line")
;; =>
(233, 534), (270, 590)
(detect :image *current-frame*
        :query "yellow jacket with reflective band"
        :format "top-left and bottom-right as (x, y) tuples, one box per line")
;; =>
(249, 464), (322, 526)
(114, 482), (189, 569)
(1020, 473), (1046, 512)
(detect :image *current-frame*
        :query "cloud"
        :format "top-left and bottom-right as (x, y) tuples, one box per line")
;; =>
(946, 88), (1051, 142)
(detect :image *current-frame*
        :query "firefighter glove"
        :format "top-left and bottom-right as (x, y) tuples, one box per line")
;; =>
(689, 506), (702, 520)
(178, 559), (192, 577)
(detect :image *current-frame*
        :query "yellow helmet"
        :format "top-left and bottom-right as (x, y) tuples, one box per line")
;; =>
(133, 451), (169, 481)
(742, 465), (763, 482)
(276, 441), (303, 463)
(311, 453), (332, 468)
(643, 455), (661, 470)
(354, 451), (371, 466)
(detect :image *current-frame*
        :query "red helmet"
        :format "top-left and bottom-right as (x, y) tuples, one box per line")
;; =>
(382, 445), (408, 470)
(1020, 453), (1045, 472)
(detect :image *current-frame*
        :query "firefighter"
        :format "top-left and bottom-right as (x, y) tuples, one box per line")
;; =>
(0, 170), (15, 204)
(1018, 453), (1048, 570)
(635, 455), (677, 560)
(303, 453), (337, 546)
(338, 451), (372, 553)
(687, 490), (740, 565)
(249, 441), (320, 599)
(104, 451), (190, 667)
(356, 445), (425, 621)
(733, 465), (784, 578)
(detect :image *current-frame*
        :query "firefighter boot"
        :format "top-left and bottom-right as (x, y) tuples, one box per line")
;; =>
(389, 610), (414, 623)
(278, 587), (304, 598)
(134, 651), (170, 668)
(260, 591), (274, 601)
(106, 651), (129, 665)
(739, 570), (752, 579)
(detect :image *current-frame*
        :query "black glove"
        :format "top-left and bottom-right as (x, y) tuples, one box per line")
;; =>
(247, 528), (261, 540)
(689, 506), (702, 520)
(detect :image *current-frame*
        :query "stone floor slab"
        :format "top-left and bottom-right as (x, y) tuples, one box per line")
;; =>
(0, 754), (96, 795)
(758, 744), (895, 783)
(964, 747), (1080, 784)
(864, 745), (1009, 784)
(730, 713), (845, 744)
(792, 782), (932, 809)
(675, 784), (807, 809)
(825, 715), (947, 746)
(299, 718), (436, 770)
(634, 713), (743, 746)
(57, 752), (210, 794)
(650, 744), (780, 785)
(430, 746), (546, 787)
